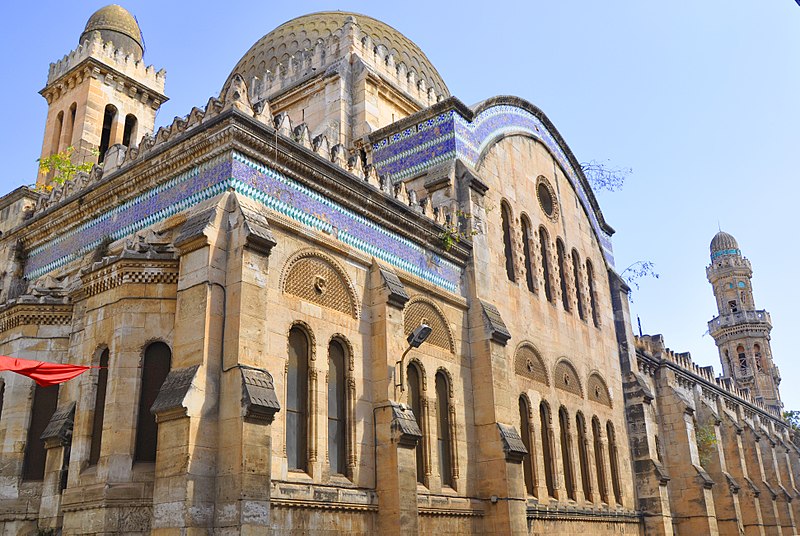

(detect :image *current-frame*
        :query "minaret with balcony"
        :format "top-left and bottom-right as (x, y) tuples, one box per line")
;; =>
(707, 231), (781, 412)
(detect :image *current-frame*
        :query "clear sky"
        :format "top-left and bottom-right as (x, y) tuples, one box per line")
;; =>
(1, 2), (798, 409)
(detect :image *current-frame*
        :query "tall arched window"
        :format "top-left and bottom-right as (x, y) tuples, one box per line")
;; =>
(607, 421), (622, 504)
(539, 227), (554, 303)
(501, 202), (516, 282)
(328, 340), (346, 475)
(556, 239), (570, 311)
(586, 260), (600, 327)
(521, 215), (536, 293)
(519, 396), (535, 496)
(435, 372), (453, 487)
(576, 412), (591, 501)
(98, 104), (118, 163)
(737, 345), (748, 373)
(408, 363), (425, 484)
(592, 417), (608, 503)
(88, 349), (109, 466)
(572, 250), (586, 321)
(61, 102), (78, 149)
(559, 406), (576, 500)
(287, 327), (310, 472)
(134, 342), (171, 463)
(122, 114), (138, 147)
(22, 384), (59, 480)
(754, 344), (763, 372)
(52, 111), (64, 156)
(540, 402), (556, 498)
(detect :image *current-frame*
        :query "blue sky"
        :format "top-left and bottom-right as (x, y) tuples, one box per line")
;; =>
(1, 1), (799, 409)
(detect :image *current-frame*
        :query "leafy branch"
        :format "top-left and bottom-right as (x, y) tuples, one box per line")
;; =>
(695, 421), (718, 469)
(37, 146), (98, 191)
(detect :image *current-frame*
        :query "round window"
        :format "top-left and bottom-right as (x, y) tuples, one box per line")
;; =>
(536, 177), (559, 221)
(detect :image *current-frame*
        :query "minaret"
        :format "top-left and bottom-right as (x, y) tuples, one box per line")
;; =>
(707, 231), (782, 411)
(37, 5), (167, 186)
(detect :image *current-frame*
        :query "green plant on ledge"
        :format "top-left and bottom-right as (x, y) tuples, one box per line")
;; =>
(695, 420), (718, 469)
(439, 210), (479, 251)
(37, 146), (98, 192)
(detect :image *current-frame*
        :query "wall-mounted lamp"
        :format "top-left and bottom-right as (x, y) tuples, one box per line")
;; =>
(395, 323), (432, 392)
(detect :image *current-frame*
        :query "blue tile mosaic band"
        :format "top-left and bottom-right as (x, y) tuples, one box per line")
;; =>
(26, 152), (462, 293)
(372, 104), (615, 266)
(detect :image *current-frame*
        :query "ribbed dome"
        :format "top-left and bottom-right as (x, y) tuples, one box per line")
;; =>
(226, 11), (449, 97)
(81, 5), (144, 60)
(710, 231), (741, 259)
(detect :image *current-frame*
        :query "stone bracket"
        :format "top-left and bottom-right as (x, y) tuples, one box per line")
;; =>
(235, 194), (277, 254)
(41, 401), (76, 448)
(480, 300), (511, 346)
(390, 402), (422, 447)
(241, 366), (281, 424)
(151, 365), (199, 423)
(497, 423), (527, 463)
(375, 262), (409, 309)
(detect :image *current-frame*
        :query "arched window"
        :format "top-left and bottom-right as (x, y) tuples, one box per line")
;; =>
(521, 215), (536, 293)
(122, 114), (138, 147)
(328, 340), (346, 475)
(65, 102), (77, 150)
(98, 104), (118, 163)
(607, 421), (622, 504)
(540, 402), (555, 498)
(592, 417), (608, 503)
(501, 202), (516, 282)
(134, 342), (171, 463)
(576, 412), (591, 501)
(586, 260), (600, 327)
(556, 239), (570, 312)
(435, 371), (453, 487)
(22, 384), (59, 480)
(539, 227), (554, 303)
(737, 345), (748, 373)
(287, 327), (310, 472)
(572, 250), (586, 320)
(559, 406), (576, 500)
(408, 363), (426, 484)
(519, 395), (535, 496)
(52, 111), (64, 156)
(754, 344), (763, 372)
(88, 349), (109, 466)
(0, 380), (4, 423)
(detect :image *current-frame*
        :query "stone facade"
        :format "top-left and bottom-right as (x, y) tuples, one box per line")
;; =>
(0, 6), (799, 535)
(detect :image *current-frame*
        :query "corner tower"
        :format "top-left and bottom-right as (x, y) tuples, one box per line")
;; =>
(37, 5), (167, 186)
(707, 231), (781, 411)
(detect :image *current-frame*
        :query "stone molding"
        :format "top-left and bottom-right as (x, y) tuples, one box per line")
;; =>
(80, 258), (178, 298)
(0, 302), (73, 333)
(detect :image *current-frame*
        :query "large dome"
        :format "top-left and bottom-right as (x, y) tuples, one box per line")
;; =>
(80, 5), (144, 60)
(226, 11), (449, 97)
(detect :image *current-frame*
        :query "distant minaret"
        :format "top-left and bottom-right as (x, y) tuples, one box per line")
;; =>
(707, 231), (782, 412)
(37, 5), (167, 186)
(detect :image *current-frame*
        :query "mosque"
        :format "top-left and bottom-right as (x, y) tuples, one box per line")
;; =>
(0, 5), (796, 535)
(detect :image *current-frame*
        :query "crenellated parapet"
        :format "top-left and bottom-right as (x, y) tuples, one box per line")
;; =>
(43, 31), (165, 102)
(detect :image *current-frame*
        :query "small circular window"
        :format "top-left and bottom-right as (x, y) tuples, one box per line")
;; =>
(536, 177), (559, 221)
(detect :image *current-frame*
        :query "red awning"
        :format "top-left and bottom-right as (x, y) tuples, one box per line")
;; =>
(0, 355), (90, 386)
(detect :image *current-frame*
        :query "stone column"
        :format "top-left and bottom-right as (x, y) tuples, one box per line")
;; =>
(758, 428), (796, 534)
(743, 423), (783, 535)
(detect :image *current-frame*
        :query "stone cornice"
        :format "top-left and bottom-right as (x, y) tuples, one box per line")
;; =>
(0, 302), (73, 333)
(80, 257), (179, 298)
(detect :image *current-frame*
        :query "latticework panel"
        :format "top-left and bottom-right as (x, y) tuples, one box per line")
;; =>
(588, 373), (612, 407)
(284, 256), (357, 318)
(404, 299), (454, 353)
(515, 345), (548, 385)
(554, 360), (583, 397)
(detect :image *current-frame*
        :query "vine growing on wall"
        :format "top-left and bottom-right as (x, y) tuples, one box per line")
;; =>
(439, 210), (480, 251)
